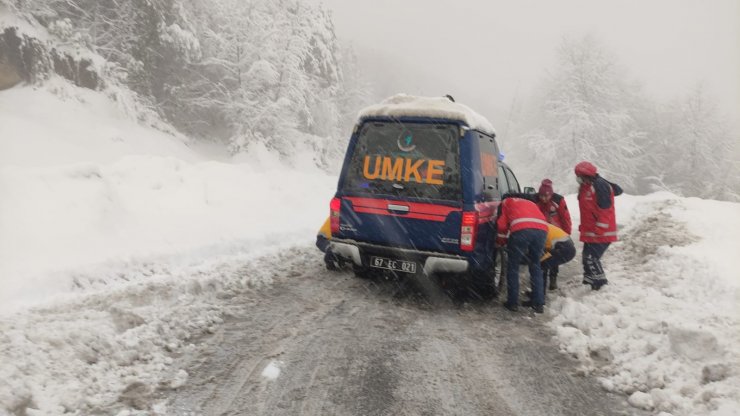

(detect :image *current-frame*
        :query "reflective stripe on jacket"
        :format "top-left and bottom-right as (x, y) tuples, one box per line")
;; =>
(496, 198), (548, 245)
(537, 194), (572, 235)
(541, 224), (572, 261)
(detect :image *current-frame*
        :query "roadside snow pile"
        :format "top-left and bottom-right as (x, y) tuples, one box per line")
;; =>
(358, 94), (496, 135)
(0, 246), (318, 415)
(550, 193), (740, 416)
(0, 81), (336, 313)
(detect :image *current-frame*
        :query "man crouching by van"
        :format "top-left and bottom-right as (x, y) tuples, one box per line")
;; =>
(541, 224), (576, 291)
(495, 196), (549, 313)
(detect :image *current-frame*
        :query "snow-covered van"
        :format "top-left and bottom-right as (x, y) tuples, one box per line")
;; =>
(327, 95), (523, 295)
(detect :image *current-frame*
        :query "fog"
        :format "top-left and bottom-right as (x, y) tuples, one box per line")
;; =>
(313, 0), (739, 134)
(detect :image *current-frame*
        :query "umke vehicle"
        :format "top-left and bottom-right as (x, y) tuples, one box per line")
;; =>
(324, 95), (525, 297)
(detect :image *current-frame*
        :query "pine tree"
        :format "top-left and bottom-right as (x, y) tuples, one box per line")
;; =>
(659, 86), (738, 200)
(518, 35), (644, 191)
(9, 0), (370, 168)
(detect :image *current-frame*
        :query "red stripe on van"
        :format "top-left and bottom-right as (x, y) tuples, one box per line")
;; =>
(345, 197), (461, 222)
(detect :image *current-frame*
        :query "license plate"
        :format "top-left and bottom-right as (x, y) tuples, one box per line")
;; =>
(369, 256), (417, 274)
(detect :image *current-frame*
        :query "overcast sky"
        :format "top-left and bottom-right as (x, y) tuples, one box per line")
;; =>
(310, 0), (739, 132)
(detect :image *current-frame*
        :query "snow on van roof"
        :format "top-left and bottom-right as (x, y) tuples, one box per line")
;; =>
(358, 94), (496, 135)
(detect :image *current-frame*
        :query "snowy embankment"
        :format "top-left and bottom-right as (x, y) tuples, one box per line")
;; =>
(0, 81), (335, 313)
(551, 193), (740, 416)
(0, 81), (335, 414)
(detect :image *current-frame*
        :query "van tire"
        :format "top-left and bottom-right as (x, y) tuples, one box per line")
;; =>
(470, 268), (497, 300)
(495, 250), (508, 296)
(324, 251), (343, 271)
(470, 249), (507, 300)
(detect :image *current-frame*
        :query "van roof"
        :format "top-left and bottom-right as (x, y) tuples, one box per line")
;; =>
(357, 94), (496, 136)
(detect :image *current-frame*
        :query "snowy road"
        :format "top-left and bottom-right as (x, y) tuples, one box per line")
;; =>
(4, 194), (737, 415)
(167, 253), (635, 416)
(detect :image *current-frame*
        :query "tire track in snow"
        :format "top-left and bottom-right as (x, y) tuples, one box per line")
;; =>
(168, 252), (636, 416)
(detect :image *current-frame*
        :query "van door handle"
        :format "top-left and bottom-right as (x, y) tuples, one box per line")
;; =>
(387, 204), (410, 214)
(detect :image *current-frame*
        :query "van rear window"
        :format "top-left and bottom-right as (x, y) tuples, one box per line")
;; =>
(342, 121), (461, 202)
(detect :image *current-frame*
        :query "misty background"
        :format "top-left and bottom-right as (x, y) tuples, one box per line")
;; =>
(317, 0), (739, 124)
(1, 0), (738, 199)
(315, 0), (740, 197)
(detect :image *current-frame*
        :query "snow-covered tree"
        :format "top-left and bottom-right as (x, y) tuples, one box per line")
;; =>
(516, 35), (645, 192)
(8, 0), (370, 168)
(641, 85), (739, 200)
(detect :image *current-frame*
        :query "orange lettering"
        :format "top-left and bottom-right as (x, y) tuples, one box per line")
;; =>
(404, 158), (424, 183)
(381, 157), (404, 180)
(363, 155), (381, 179)
(427, 160), (445, 185)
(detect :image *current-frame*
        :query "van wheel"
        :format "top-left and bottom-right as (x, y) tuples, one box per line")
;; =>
(494, 250), (508, 296)
(324, 252), (343, 271)
(469, 268), (496, 300)
(470, 250), (507, 300)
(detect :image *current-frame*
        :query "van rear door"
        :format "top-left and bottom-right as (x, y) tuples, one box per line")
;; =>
(338, 120), (463, 253)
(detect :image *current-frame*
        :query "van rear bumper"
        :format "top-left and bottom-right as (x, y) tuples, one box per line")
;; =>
(330, 239), (469, 275)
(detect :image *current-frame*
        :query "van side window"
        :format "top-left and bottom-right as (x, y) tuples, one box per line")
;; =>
(497, 164), (510, 194)
(478, 133), (498, 193)
(504, 167), (520, 193)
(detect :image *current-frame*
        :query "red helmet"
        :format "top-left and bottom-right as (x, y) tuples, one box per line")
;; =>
(575, 161), (598, 177)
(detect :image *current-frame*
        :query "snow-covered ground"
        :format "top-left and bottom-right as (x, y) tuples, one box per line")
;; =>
(0, 81), (335, 414)
(1, 81), (738, 416)
(550, 193), (740, 416)
(0, 80), (336, 313)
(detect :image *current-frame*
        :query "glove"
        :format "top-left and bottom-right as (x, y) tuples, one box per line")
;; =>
(495, 237), (507, 247)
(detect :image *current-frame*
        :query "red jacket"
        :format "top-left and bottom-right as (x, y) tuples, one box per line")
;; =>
(496, 198), (549, 246)
(536, 194), (572, 235)
(578, 176), (620, 243)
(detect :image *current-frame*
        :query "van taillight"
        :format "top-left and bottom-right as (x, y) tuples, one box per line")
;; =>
(330, 197), (342, 234)
(460, 211), (479, 252)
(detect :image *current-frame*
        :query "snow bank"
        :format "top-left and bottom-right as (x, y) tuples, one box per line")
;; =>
(550, 193), (740, 416)
(0, 79), (337, 414)
(0, 80), (196, 168)
(0, 244), (319, 415)
(0, 82), (336, 312)
(358, 94), (496, 135)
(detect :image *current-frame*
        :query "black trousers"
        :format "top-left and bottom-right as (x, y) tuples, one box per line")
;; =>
(582, 242), (611, 286)
(541, 240), (576, 287)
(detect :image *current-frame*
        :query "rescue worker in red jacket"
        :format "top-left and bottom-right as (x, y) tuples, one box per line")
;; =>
(535, 179), (572, 290)
(575, 161), (623, 290)
(496, 196), (549, 313)
(536, 179), (572, 234)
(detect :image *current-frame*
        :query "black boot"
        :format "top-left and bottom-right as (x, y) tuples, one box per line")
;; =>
(503, 302), (518, 312)
(521, 300), (544, 313)
(549, 272), (558, 290)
